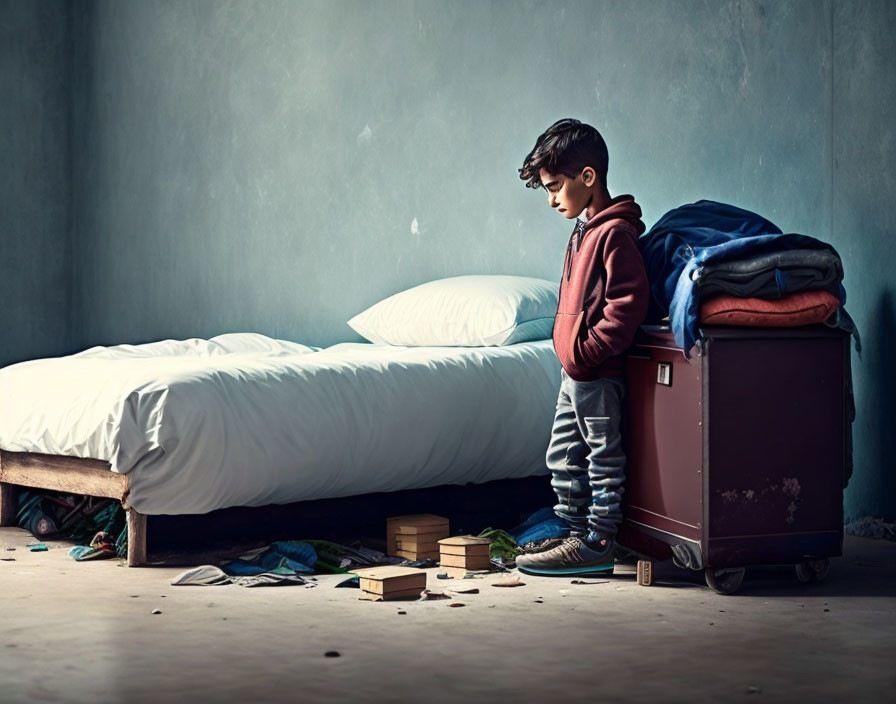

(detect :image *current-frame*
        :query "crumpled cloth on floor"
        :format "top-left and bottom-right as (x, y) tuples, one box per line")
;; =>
(171, 540), (319, 587)
(302, 539), (403, 572)
(220, 540), (318, 576)
(68, 531), (118, 561)
(171, 565), (235, 586)
(508, 507), (570, 546)
(170, 563), (316, 588)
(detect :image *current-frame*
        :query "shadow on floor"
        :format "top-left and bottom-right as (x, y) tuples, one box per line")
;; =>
(623, 537), (896, 598)
(142, 474), (556, 566)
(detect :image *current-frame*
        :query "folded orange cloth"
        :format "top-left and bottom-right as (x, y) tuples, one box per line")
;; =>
(699, 290), (840, 327)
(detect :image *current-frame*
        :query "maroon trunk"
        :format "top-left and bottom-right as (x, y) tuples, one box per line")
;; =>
(619, 324), (850, 579)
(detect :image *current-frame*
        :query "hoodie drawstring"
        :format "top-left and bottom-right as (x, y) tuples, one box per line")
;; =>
(566, 219), (586, 280)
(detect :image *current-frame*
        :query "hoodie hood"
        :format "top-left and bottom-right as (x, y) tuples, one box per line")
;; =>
(581, 194), (646, 236)
(565, 194), (646, 281)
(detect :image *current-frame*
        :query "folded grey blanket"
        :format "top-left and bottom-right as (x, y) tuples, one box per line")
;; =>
(697, 248), (843, 299)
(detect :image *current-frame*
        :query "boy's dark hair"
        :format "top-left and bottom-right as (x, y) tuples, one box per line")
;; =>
(519, 118), (609, 190)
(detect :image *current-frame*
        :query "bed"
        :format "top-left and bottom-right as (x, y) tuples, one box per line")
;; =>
(0, 276), (563, 565)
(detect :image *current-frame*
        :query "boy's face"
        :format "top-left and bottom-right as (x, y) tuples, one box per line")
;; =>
(539, 167), (593, 220)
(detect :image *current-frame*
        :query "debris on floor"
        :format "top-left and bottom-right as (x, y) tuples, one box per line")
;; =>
(171, 562), (318, 588)
(170, 542), (320, 588)
(507, 507), (570, 548)
(845, 516), (896, 541)
(171, 565), (238, 586)
(476, 527), (522, 563)
(303, 539), (402, 572)
(418, 589), (450, 600)
(17, 489), (127, 557)
(492, 576), (524, 588)
(68, 531), (117, 561)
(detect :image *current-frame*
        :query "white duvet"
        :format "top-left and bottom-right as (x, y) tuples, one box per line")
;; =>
(0, 333), (561, 515)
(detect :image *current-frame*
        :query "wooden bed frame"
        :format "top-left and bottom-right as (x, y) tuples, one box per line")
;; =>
(0, 450), (148, 566)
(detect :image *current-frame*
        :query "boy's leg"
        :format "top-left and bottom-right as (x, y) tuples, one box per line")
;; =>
(578, 377), (626, 541)
(545, 369), (590, 536)
(516, 374), (623, 575)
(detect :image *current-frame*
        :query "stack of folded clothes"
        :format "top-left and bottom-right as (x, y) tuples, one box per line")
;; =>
(638, 200), (860, 355)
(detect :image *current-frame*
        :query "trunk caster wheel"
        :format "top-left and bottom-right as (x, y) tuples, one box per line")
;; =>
(795, 558), (830, 583)
(705, 567), (745, 594)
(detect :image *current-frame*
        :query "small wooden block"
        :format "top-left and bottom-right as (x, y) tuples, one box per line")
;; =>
(354, 566), (427, 595)
(439, 553), (492, 570)
(439, 544), (491, 558)
(637, 560), (653, 586)
(359, 586), (424, 601)
(394, 549), (440, 561)
(439, 535), (492, 548)
(386, 514), (449, 555)
(395, 538), (442, 552)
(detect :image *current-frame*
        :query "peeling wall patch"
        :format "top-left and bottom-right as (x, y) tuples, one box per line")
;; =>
(782, 477), (801, 498)
(357, 124), (372, 144)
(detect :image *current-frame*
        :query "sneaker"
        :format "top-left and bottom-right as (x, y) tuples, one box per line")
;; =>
(515, 536), (614, 576)
(519, 537), (566, 554)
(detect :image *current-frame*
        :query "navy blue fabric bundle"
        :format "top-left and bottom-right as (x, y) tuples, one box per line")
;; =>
(638, 200), (850, 353)
(509, 506), (570, 545)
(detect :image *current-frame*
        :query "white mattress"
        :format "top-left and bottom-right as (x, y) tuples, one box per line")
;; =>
(0, 333), (561, 515)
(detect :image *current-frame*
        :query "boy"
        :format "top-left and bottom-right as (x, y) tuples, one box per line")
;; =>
(515, 118), (650, 575)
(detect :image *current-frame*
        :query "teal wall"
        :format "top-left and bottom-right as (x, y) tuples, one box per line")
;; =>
(69, 0), (836, 348)
(0, 0), (72, 366)
(833, 0), (896, 522)
(1, 1), (893, 519)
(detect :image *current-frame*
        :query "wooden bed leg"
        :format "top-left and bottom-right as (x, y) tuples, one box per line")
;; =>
(127, 507), (147, 567)
(0, 482), (18, 527)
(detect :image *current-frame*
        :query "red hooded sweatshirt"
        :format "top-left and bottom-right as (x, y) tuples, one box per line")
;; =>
(553, 194), (650, 381)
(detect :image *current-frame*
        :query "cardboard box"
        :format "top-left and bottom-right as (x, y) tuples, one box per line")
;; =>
(395, 536), (442, 552)
(439, 553), (492, 570)
(439, 543), (490, 558)
(353, 565), (427, 601)
(386, 514), (449, 557)
(394, 549), (440, 561)
(358, 586), (425, 602)
(437, 536), (493, 573)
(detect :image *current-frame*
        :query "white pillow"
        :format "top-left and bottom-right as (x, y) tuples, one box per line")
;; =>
(347, 275), (558, 346)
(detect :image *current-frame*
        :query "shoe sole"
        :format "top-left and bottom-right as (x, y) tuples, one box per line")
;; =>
(516, 564), (614, 576)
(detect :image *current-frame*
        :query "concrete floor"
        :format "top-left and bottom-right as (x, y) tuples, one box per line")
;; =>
(1, 528), (894, 704)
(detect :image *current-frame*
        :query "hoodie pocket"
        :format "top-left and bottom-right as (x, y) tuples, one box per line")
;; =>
(552, 310), (585, 375)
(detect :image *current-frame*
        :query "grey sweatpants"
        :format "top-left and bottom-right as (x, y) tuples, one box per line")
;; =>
(546, 368), (626, 538)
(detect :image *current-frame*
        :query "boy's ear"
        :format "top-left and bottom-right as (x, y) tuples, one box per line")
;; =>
(581, 167), (596, 186)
